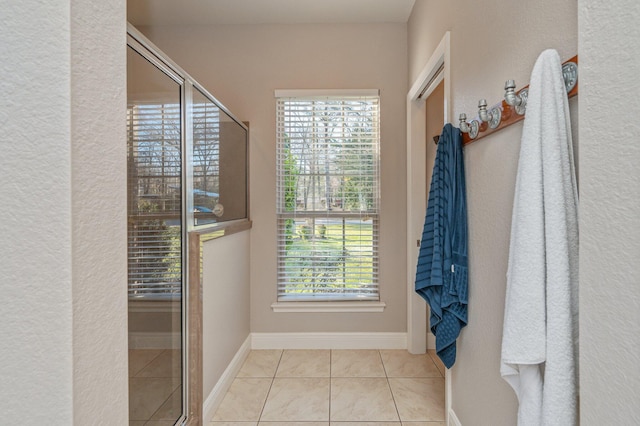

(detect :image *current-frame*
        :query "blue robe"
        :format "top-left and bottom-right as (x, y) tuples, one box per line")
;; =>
(415, 123), (468, 368)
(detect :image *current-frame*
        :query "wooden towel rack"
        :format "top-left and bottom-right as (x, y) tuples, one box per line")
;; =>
(460, 55), (578, 145)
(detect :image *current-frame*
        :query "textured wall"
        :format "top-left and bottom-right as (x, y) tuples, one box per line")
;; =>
(202, 231), (251, 398)
(139, 23), (409, 334)
(1, 2), (73, 424)
(408, 0), (577, 424)
(1, 0), (128, 424)
(71, 1), (128, 423)
(578, 0), (640, 423)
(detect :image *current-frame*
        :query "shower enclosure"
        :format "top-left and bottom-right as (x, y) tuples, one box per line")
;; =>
(127, 24), (248, 425)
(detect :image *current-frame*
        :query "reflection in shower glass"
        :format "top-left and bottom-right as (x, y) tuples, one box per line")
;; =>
(127, 45), (183, 425)
(192, 88), (247, 227)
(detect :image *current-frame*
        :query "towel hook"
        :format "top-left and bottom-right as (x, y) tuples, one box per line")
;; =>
(562, 61), (578, 93)
(478, 99), (502, 129)
(459, 113), (479, 139)
(504, 80), (528, 115)
(459, 113), (470, 133)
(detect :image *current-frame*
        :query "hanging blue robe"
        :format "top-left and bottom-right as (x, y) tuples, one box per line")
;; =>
(415, 123), (468, 369)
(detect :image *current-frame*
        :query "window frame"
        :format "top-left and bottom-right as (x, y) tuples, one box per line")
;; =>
(273, 89), (384, 310)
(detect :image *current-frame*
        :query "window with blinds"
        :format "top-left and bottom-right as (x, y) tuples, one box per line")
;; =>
(276, 90), (380, 301)
(127, 103), (182, 299)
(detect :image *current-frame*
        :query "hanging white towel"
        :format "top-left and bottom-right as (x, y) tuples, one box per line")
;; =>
(500, 49), (579, 426)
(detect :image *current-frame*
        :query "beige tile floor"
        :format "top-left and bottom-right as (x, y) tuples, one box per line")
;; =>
(129, 349), (183, 426)
(211, 349), (446, 426)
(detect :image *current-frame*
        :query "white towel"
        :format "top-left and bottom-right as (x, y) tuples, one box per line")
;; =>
(500, 49), (579, 426)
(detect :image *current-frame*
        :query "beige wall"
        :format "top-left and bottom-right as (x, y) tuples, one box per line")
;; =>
(578, 0), (640, 423)
(139, 23), (409, 333)
(408, 1), (577, 424)
(202, 230), (251, 398)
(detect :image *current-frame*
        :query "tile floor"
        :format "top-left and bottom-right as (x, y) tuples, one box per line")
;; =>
(129, 349), (183, 426)
(210, 349), (446, 426)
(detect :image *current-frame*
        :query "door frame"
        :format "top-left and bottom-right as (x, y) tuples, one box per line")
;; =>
(406, 31), (451, 353)
(405, 30), (452, 423)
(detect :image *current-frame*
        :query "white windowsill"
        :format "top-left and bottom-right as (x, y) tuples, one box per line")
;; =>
(271, 301), (386, 313)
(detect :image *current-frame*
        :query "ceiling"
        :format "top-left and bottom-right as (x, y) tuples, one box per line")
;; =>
(128, 0), (416, 26)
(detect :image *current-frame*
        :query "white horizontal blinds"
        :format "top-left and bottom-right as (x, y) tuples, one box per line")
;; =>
(192, 90), (221, 225)
(276, 93), (380, 301)
(127, 103), (182, 299)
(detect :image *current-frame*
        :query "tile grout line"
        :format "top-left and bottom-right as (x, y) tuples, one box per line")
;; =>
(131, 348), (166, 378)
(255, 349), (284, 424)
(131, 349), (179, 423)
(385, 349), (406, 423)
(145, 383), (181, 424)
(426, 349), (444, 378)
(380, 349), (403, 424)
(429, 350), (446, 378)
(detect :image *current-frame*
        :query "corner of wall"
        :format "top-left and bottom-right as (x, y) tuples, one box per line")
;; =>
(202, 335), (252, 422)
(70, 0), (129, 423)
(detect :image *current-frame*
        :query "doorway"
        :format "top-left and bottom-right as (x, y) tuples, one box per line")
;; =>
(423, 80), (445, 350)
(406, 30), (451, 424)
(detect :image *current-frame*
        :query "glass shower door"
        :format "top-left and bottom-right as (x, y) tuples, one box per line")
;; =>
(127, 45), (184, 425)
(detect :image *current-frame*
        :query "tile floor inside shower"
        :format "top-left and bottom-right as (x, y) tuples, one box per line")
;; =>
(129, 348), (183, 426)
(210, 349), (446, 425)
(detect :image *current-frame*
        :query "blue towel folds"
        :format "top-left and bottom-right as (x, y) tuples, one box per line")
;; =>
(415, 123), (468, 369)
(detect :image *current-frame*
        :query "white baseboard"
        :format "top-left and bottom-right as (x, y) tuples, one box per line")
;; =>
(202, 335), (252, 423)
(449, 408), (462, 426)
(251, 332), (407, 349)
(128, 332), (181, 349)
